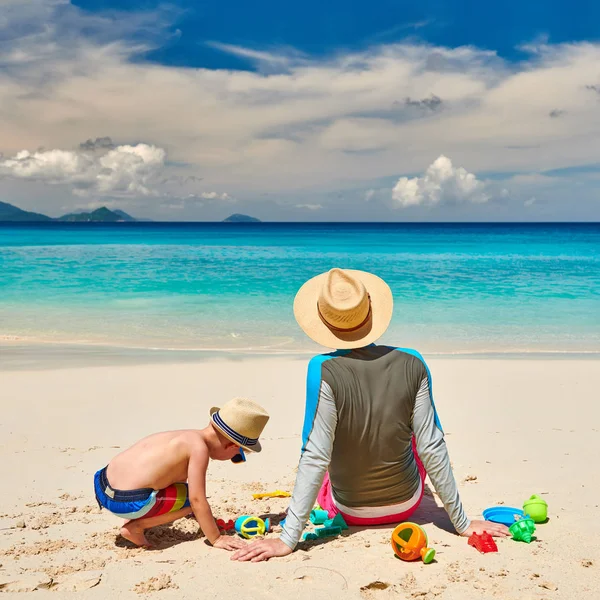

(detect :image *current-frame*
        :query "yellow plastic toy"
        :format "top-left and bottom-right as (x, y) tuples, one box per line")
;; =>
(235, 515), (270, 538)
(252, 490), (291, 499)
(391, 522), (436, 564)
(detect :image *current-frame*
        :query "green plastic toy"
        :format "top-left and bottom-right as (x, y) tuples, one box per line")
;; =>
(309, 509), (329, 525)
(323, 513), (349, 530)
(509, 517), (536, 543)
(302, 525), (342, 541)
(523, 495), (548, 523)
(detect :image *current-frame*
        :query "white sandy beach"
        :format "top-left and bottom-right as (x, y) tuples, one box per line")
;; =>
(1, 357), (599, 599)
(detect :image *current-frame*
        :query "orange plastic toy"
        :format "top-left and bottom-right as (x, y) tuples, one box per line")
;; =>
(391, 522), (436, 564)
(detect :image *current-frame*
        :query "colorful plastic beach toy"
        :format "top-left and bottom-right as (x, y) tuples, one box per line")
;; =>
(323, 513), (348, 530)
(468, 532), (498, 554)
(391, 523), (435, 564)
(235, 515), (270, 539)
(216, 518), (235, 532)
(252, 490), (291, 499)
(522, 495), (548, 523)
(509, 517), (536, 543)
(309, 509), (329, 525)
(482, 506), (525, 527)
(302, 525), (342, 541)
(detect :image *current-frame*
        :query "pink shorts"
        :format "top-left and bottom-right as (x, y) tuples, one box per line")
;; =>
(316, 438), (426, 526)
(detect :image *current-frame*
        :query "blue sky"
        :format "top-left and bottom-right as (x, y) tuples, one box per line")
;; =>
(1, 0), (600, 220)
(72, 0), (600, 67)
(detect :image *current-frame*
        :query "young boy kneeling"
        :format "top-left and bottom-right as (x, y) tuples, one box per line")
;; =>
(93, 397), (268, 549)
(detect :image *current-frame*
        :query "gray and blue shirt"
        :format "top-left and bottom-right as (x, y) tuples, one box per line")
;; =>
(280, 345), (469, 549)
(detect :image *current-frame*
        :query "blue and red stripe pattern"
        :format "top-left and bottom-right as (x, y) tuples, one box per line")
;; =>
(94, 468), (191, 521)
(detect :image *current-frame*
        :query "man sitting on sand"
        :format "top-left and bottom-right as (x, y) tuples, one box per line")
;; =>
(233, 268), (509, 562)
(94, 397), (269, 549)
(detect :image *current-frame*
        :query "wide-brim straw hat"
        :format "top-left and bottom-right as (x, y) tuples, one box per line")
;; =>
(210, 397), (269, 453)
(293, 268), (393, 349)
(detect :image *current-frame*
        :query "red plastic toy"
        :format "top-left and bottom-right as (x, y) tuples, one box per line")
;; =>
(468, 532), (498, 554)
(216, 519), (235, 531)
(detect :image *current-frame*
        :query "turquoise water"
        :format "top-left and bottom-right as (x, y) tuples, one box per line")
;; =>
(1, 223), (599, 354)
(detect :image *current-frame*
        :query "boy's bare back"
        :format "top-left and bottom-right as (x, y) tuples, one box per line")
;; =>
(107, 430), (206, 491)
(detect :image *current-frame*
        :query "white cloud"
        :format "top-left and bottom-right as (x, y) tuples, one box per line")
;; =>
(295, 203), (323, 210)
(1, 149), (93, 181)
(392, 155), (491, 207)
(0, 143), (166, 197)
(200, 191), (233, 201)
(205, 42), (298, 70)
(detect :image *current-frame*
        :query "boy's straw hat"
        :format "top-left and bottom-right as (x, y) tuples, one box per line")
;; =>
(293, 268), (393, 349)
(210, 397), (269, 453)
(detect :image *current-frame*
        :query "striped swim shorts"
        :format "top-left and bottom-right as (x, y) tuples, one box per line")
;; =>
(94, 466), (190, 521)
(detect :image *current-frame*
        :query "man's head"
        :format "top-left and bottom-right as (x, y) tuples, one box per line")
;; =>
(207, 397), (269, 462)
(293, 268), (393, 349)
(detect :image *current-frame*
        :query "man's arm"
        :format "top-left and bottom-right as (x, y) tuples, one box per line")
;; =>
(232, 376), (337, 561)
(412, 375), (510, 538)
(280, 379), (337, 549)
(187, 446), (245, 551)
(411, 376), (470, 534)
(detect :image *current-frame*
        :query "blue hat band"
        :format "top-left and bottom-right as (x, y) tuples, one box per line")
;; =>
(213, 411), (258, 447)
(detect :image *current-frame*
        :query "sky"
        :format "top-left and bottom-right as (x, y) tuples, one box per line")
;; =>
(1, 0), (600, 221)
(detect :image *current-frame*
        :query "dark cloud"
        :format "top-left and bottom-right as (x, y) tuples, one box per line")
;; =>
(160, 175), (204, 185)
(586, 84), (600, 94)
(400, 95), (443, 111)
(549, 109), (566, 118)
(79, 136), (115, 151)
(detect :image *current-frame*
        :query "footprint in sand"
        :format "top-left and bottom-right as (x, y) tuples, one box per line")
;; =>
(0, 570), (101, 593)
(360, 581), (394, 598)
(53, 570), (103, 592)
(0, 573), (53, 593)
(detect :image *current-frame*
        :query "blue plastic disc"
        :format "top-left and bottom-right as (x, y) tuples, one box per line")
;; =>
(483, 506), (525, 526)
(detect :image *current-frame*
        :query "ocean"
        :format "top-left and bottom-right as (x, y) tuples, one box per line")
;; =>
(1, 222), (599, 360)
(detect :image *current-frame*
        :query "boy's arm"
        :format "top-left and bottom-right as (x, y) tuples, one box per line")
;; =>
(411, 375), (470, 534)
(187, 446), (245, 551)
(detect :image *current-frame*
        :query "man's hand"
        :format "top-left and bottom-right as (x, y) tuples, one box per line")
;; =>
(460, 520), (510, 538)
(211, 535), (247, 551)
(231, 538), (293, 562)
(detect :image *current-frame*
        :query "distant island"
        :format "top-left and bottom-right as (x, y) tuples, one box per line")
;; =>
(59, 207), (137, 222)
(0, 201), (141, 223)
(0, 201), (261, 223)
(0, 201), (53, 222)
(222, 213), (261, 223)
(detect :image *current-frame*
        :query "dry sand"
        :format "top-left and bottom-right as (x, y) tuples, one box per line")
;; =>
(1, 357), (599, 599)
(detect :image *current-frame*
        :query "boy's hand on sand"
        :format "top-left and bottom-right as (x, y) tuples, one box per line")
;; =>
(212, 535), (247, 551)
(461, 520), (510, 537)
(231, 538), (292, 562)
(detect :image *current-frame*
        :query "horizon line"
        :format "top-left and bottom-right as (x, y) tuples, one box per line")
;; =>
(2, 220), (600, 225)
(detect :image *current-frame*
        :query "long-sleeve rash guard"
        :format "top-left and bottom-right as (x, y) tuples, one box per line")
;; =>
(280, 345), (469, 550)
